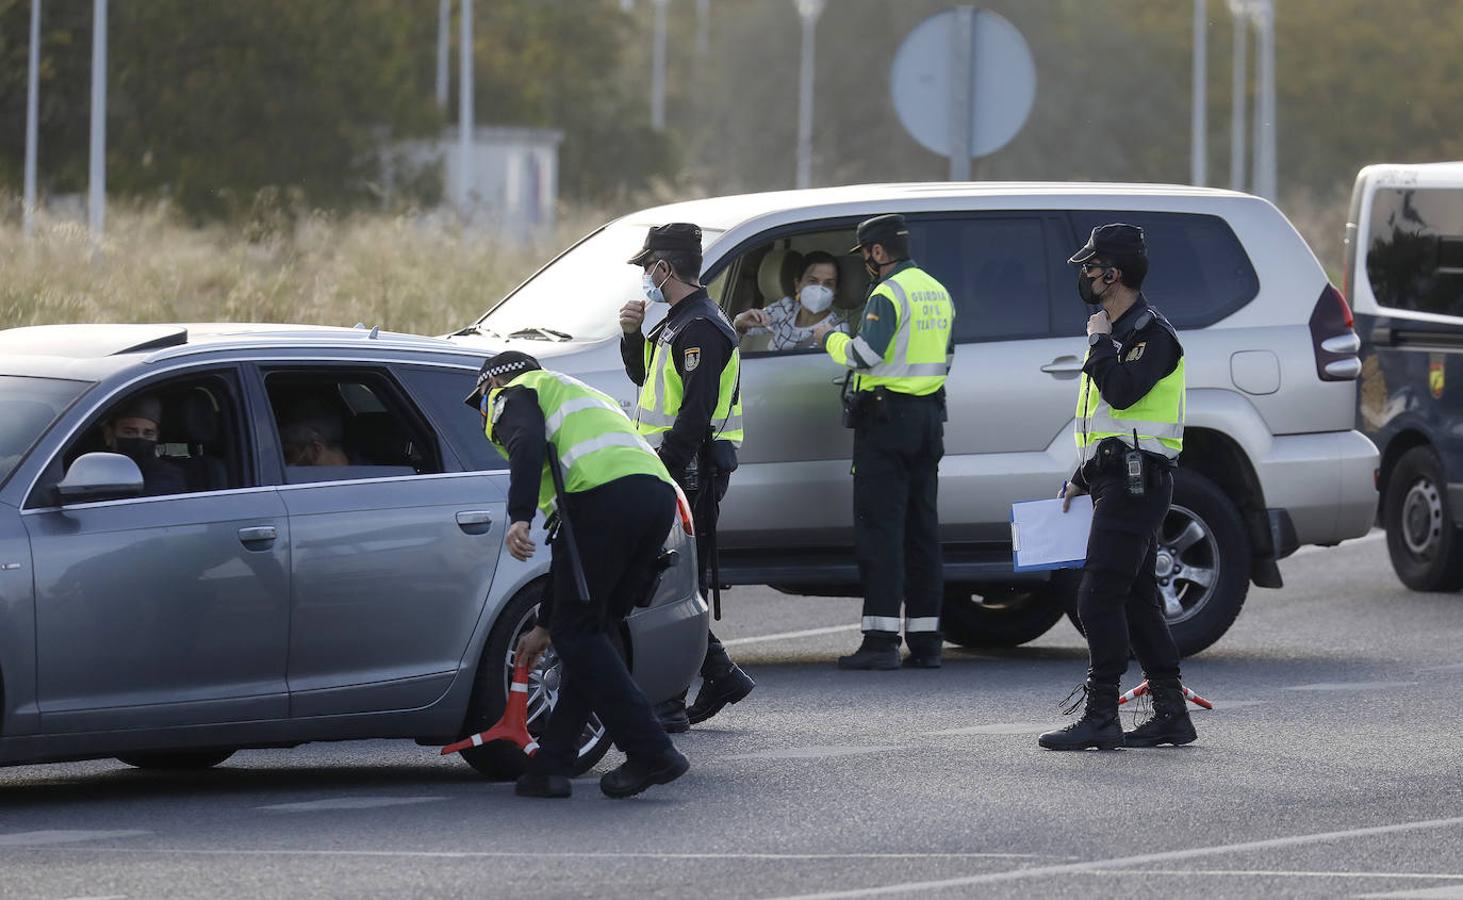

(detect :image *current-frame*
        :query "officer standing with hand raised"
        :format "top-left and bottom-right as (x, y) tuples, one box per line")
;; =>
(812, 214), (955, 671)
(619, 223), (756, 730)
(1039, 224), (1197, 751)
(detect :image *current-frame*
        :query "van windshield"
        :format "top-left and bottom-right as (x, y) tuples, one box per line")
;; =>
(472, 222), (722, 343)
(0, 375), (91, 486)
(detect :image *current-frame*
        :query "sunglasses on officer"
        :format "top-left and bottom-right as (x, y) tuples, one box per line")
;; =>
(1079, 261), (1114, 275)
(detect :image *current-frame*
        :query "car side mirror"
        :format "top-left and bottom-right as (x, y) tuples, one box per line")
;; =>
(56, 452), (145, 504)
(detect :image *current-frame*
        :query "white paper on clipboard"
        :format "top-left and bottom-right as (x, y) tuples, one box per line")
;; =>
(1010, 496), (1093, 572)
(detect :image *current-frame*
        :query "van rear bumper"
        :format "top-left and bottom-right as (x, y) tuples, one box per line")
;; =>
(1256, 429), (1379, 547)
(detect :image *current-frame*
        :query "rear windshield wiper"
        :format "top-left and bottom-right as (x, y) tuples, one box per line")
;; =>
(508, 327), (573, 342)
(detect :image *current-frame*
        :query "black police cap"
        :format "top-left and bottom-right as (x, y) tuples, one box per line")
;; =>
(1068, 223), (1147, 265)
(628, 222), (703, 266)
(464, 351), (542, 409)
(848, 214), (910, 254)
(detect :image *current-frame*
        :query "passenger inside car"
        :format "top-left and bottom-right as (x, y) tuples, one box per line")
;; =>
(733, 251), (852, 351)
(100, 395), (188, 497)
(278, 401), (354, 467)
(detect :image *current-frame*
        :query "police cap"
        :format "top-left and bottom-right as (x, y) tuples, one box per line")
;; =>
(628, 223), (703, 266)
(848, 214), (910, 254)
(464, 351), (543, 409)
(1068, 223), (1147, 265)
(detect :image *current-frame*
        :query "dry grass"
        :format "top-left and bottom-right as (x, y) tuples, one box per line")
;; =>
(0, 202), (610, 336)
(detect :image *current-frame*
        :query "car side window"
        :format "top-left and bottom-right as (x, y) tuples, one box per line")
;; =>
(1366, 187), (1463, 318)
(719, 226), (867, 355)
(262, 369), (445, 484)
(907, 216), (1051, 343)
(1068, 210), (1260, 330)
(394, 365), (510, 472)
(29, 370), (250, 507)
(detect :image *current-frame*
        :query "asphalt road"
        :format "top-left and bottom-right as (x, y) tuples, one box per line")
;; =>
(6, 531), (1463, 899)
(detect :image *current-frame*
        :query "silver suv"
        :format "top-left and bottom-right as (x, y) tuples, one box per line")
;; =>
(450, 183), (1379, 655)
(0, 323), (705, 776)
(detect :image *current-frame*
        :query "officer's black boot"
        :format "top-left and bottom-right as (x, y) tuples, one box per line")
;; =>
(902, 635), (943, 669)
(837, 635), (901, 671)
(653, 693), (690, 734)
(1123, 678), (1198, 747)
(687, 665), (755, 725)
(600, 747), (690, 799)
(1038, 680), (1123, 751)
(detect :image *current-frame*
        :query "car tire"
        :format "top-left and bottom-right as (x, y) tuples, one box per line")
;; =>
(457, 579), (616, 781)
(1061, 468), (1250, 658)
(115, 750), (235, 770)
(941, 584), (1067, 648)
(1383, 445), (1463, 592)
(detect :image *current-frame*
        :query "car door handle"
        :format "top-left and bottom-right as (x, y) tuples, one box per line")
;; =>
(237, 525), (277, 546)
(1041, 356), (1085, 377)
(456, 510), (495, 534)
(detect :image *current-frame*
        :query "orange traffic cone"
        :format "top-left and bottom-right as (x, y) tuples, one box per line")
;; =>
(441, 660), (539, 757)
(1116, 679), (1214, 710)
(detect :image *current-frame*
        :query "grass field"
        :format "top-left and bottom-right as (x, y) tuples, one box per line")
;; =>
(0, 203), (607, 337)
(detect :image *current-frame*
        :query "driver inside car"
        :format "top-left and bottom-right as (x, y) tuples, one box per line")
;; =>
(101, 395), (188, 497)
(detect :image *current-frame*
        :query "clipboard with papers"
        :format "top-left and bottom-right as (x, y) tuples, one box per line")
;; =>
(1010, 496), (1093, 572)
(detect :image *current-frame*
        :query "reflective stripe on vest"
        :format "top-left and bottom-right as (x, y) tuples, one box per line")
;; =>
(854, 267), (954, 396)
(486, 369), (672, 517)
(634, 330), (744, 447)
(1075, 354), (1186, 462)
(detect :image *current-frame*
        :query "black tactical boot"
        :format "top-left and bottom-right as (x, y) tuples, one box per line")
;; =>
(654, 694), (690, 734)
(837, 636), (901, 670)
(687, 665), (755, 724)
(1124, 678), (1198, 747)
(902, 636), (943, 669)
(600, 748), (690, 799)
(1038, 681), (1123, 751)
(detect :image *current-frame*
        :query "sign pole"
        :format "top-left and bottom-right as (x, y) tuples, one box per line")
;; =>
(1191, 0), (1207, 187)
(794, 0), (824, 189)
(1228, 1), (1247, 191)
(947, 6), (975, 182)
(88, 0), (107, 251)
(458, 0), (474, 211)
(23, 0), (41, 238)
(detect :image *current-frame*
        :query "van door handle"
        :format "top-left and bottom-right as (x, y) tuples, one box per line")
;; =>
(238, 525), (277, 547)
(1041, 356), (1085, 377)
(456, 510), (495, 535)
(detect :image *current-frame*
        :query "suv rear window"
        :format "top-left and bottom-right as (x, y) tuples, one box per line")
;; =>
(909, 216), (1052, 342)
(1366, 187), (1463, 318)
(1068, 211), (1260, 331)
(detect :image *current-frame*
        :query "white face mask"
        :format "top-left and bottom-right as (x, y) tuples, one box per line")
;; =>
(798, 283), (834, 314)
(643, 263), (671, 304)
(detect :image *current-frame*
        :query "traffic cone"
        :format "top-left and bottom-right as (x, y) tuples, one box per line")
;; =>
(1116, 679), (1214, 710)
(441, 660), (539, 756)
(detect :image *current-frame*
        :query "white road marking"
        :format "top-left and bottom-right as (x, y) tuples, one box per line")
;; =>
(1421, 663), (1463, 673)
(0, 830), (149, 847)
(1205, 699), (1266, 710)
(257, 797), (444, 813)
(1357, 887), (1463, 899)
(930, 723), (1050, 736)
(760, 814), (1463, 899)
(1287, 530), (1385, 558)
(58, 896), (128, 900)
(722, 624), (861, 647)
(725, 745), (900, 761)
(1094, 869), (1463, 881)
(31, 847), (1065, 862)
(1283, 681), (1419, 692)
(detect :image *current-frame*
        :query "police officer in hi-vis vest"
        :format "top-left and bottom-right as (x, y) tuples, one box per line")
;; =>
(1039, 224), (1198, 751)
(619, 223), (756, 731)
(468, 351), (690, 800)
(812, 214), (955, 671)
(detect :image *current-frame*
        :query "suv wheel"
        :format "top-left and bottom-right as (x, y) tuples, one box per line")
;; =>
(1063, 469), (1250, 658)
(116, 750), (235, 770)
(456, 580), (615, 780)
(942, 585), (1066, 648)
(1383, 446), (1463, 591)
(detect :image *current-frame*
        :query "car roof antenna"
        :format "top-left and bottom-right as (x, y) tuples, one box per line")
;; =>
(368, 325), (381, 340)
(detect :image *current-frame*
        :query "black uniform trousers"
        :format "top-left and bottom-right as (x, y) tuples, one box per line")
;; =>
(687, 472), (734, 677)
(528, 475), (677, 776)
(852, 392), (945, 649)
(1079, 468), (1183, 688)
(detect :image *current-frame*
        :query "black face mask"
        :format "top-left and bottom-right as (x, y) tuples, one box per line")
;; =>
(113, 437), (157, 464)
(1077, 269), (1109, 306)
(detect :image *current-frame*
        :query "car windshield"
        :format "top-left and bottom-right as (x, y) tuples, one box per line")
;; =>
(471, 221), (723, 343)
(0, 375), (91, 486)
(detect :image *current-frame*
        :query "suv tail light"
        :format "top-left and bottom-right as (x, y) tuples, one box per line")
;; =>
(1309, 284), (1361, 381)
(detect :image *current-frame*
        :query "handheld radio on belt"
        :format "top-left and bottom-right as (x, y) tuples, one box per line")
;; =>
(546, 443), (592, 606)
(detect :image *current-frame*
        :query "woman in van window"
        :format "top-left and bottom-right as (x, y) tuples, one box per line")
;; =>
(734, 251), (851, 351)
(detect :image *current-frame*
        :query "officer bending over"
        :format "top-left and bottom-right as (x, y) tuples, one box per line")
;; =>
(1039, 224), (1197, 751)
(467, 351), (690, 798)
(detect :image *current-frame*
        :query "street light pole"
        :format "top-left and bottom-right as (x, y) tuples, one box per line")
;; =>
(88, 0), (107, 247)
(696, 0), (710, 56)
(458, 0), (474, 212)
(651, 0), (669, 130)
(1191, 0), (1207, 187)
(1253, 0), (1277, 201)
(794, 0), (824, 189)
(1228, 0), (1248, 192)
(23, 0), (41, 237)
(436, 0), (450, 111)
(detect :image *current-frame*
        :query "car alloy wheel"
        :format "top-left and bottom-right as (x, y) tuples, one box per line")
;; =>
(504, 605), (607, 761)
(1155, 504), (1220, 626)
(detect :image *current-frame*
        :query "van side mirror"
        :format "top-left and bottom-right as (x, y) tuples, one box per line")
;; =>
(56, 452), (145, 504)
